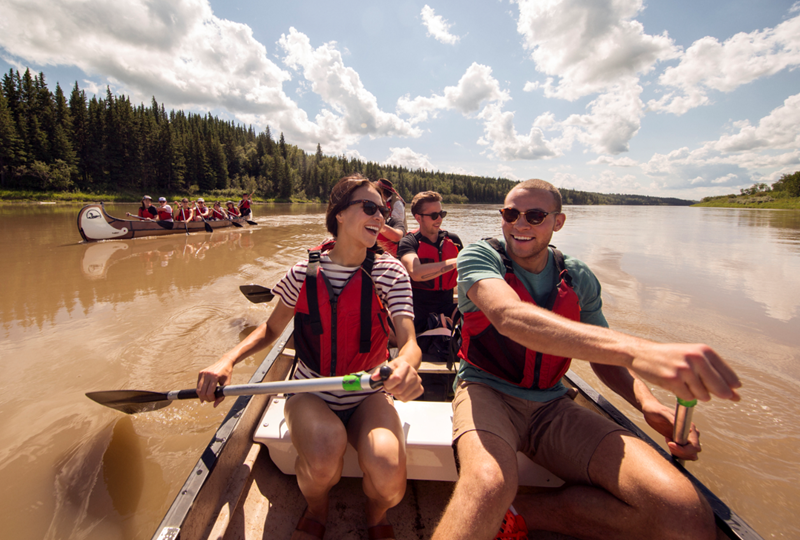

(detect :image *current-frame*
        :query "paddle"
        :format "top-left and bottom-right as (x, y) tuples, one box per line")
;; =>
(86, 366), (393, 414)
(240, 284), (275, 303)
(672, 397), (697, 465)
(126, 213), (175, 230)
(246, 219), (257, 226)
(194, 203), (215, 234)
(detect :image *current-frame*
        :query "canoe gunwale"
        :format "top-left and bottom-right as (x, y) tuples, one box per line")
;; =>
(150, 320), (295, 540)
(564, 370), (762, 540)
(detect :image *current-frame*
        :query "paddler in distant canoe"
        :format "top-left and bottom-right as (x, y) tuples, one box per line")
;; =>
(238, 191), (254, 217)
(175, 198), (194, 222)
(431, 178), (742, 540)
(193, 198), (211, 221)
(197, 174), (422, 540)
(126, 195), (158, 221)
(226, 200), (240, 218)
(210, 201), (227, 220)
(156, 197), (174, 221)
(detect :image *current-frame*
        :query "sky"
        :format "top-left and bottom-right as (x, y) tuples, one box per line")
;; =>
(1, 0), (799, 200)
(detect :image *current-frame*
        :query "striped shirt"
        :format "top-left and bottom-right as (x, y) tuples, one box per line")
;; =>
(274, 248), (414, 410)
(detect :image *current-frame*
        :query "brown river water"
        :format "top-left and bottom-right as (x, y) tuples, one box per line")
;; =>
(1, 203), (798, 539)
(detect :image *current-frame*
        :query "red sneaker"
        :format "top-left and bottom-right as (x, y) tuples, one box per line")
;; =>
(494, 507), (528, 540)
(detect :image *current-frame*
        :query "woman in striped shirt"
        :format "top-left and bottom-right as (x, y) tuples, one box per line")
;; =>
(197, 174), (422, 540)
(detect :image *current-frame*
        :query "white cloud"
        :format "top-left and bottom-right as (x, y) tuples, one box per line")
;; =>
(421, 5), (461, 45)
(384, 147), (435, 171)
(649, 13), (800, 115)
(551, 170), (642, 193)
(588, 156), (640, 167)
(278, 28), (422, 148)
(516, 0), (679, 100)
(477, 104), (560, 160)
(559, 81), (644, 155)
(497, 165), (520, 181)
(397, 63), (509, 123)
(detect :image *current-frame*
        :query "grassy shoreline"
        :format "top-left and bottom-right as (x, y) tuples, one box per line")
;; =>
(692, 196), (800, 209)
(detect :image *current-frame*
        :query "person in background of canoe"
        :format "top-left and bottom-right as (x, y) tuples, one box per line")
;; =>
(194, 198), (211, 221)
(210, 201), (227, 220)
(175, 198), (194, 222)
(238, 191), (254, 217)
(197, 174), (422, 540)
(431, 179), (742, 540)
(375, 178), (407, 257)
(156, 197), (174, 222)
(397, 191), (463, 334)
(226, 200), (241, 218)
(127, 195), (158, 221)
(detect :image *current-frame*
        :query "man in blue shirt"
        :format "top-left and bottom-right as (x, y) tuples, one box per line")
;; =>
(432, 179), (742, 540)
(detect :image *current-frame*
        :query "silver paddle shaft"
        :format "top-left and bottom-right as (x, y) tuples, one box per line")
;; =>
(168, 372), (379, 401)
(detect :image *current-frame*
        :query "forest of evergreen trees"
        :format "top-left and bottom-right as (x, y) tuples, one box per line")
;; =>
(0, 68), (693, 206)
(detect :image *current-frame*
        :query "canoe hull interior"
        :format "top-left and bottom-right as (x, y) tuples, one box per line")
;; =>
(76, 204), (248, 242)
(153, 325), (763, 540)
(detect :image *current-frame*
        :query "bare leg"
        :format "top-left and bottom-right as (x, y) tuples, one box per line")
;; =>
(513, 432), (715, 540)
(285, 394), (348, 540)
(432, 430), (519, 540)
(348, 392), (408, 533)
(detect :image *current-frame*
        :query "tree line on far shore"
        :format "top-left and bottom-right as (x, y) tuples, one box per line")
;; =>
(0, 68), (695, 206)
(706, 172), (800, 201)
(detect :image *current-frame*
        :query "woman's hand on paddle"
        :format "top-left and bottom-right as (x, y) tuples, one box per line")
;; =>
(197, 357), (235, 407)
(629, 342), (741, 403)
(642, 400), (701, 461)
(374, 358), (423, 402)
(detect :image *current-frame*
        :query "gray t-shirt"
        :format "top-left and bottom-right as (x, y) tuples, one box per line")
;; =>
(456, 238), (608, 402)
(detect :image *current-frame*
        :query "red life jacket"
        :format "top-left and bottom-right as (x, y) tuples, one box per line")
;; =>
(138, 206), (156, 219)
(176, 208), (191, 221)
(228, 207), (240, 216)
(458, 239), (581, 390)
(294, 240), (390, 376)
(211, 208), (225, 220)
(157, 207), (173, 221)
(409, 230), (460, 291)
(240, 198), (251, 209)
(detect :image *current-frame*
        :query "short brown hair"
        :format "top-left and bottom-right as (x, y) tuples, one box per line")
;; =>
(508, 179), (562, 213)
(326, 174), (377, 237)
(411, 191), (443, 216)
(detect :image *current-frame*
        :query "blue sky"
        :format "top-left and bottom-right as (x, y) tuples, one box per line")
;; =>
(1, 0), (799, 199)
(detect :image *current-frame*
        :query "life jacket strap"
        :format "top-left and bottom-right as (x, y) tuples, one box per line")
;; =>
(359, 250), (376, 354)
(306, 250), (324, 336)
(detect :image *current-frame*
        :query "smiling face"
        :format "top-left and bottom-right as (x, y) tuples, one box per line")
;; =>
(416, 200), (444, 237)
(336, 185), (386, 249)
(502, 187), (566, 273)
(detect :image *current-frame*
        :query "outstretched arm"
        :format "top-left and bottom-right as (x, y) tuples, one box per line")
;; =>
(467, 278), (741, 403)
(197, 300), (294, 406)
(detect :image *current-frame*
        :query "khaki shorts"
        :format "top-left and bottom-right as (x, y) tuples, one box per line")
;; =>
(451, 380), (628, 485)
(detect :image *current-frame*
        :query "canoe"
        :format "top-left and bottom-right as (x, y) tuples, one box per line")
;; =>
(76, 203), (249, 242)
(151, 320), (763, 540)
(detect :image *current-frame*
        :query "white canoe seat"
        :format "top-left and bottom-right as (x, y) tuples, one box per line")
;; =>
(253, 396), (564, 488)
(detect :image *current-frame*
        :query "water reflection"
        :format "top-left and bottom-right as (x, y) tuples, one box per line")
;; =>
(80, 231), (256, 280)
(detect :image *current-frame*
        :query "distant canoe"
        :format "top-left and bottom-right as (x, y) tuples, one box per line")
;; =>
(77, 204), (249, 242)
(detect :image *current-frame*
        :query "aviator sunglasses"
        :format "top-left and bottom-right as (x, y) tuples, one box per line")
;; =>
(499, 207), (555, 225)
(346, 199), (391, 219)
(417, 210), (447, 220)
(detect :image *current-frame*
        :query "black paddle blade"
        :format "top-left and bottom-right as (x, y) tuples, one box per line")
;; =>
(246, 220), (257, 226)
(239, 284), (275, 303)
(86, 390), (172, 415)
(156, 221), (174, 230)
(230, 220), (244, 228)
(204, 222), (213, 233)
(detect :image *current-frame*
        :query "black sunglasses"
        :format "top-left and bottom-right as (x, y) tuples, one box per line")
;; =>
(499, 207), (555, 225)
(417, 211), (447, 220)
(347, 199), (390, 219)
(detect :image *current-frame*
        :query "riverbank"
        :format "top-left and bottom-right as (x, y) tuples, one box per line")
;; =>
(693, 194), (800, 209)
